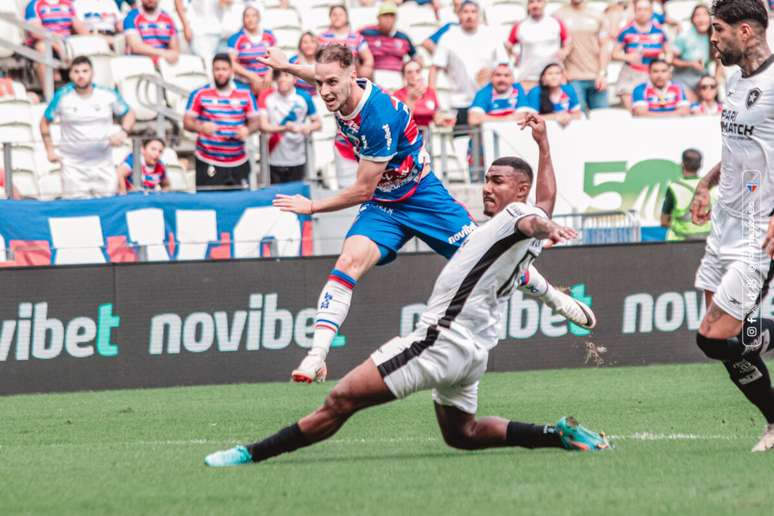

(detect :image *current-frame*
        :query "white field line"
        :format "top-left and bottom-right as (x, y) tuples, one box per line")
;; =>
(0, 433), (751, 449)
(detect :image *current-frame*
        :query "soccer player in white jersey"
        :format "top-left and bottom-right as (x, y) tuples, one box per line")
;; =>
(690, 0), (774, 452)
(258, 45), (596, 385)
(204, 114), (609, 467)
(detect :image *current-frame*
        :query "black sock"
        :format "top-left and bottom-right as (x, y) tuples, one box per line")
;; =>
(723, 356), (774, 424)
(246, 423), (309, 463)
(506, 421), (563, 449)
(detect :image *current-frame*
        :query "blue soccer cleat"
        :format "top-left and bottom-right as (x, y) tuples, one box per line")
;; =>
(555, 416), (610, 451)
(204, 445), (252, 467)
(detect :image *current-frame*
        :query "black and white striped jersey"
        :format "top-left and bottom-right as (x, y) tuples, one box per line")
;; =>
(416, 202), (546, 349)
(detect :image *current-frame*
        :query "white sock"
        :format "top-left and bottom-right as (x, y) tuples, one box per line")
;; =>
(517, 265), (549, 297)
(310, 269), (356, 359)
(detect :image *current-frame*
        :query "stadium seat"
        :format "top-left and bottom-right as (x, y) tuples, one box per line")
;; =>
(373, 69), (402, 92)
(111, 56), (163, 122)
(273, 27), (304, 53)
(484, 4), (526, 28)
(545, 2), (562, 16)
(397, 4), (437, 32)
(312, 135), (336, 188)
(112, 140), (132, 168)
(37, 170), (63, 200)
(349, 6), (377, 31)
(0, 5), (23, 60)
(65, 35), (112, 59)
(10, 170), (38, 198)
(166, 164), (189, 192)
(666, 1), (698, 23)
(587, 107), (632, 122)
(159, 54), (208, 116)
(263, 7), (304, 29)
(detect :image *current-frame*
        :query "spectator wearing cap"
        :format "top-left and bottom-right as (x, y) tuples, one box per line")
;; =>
(226, 5), (277, 95)
(429, 0), (507, 132)
(124, 0), (180, 65)
(359, 3), (418, 74)
(691, 75), (722, 116)
(631, 59), (689, 117)
(393, 60), (444, 129)
(40, 56), (136, 199)
(506, 0), (571, 90)
(258, 69), (322, 185)
(25, 0), (89, 91)
(523, 63), (581, 127)
(117, 137), (169, 194)
(555, 0), (610, 111)
(612, 0), (670, 109)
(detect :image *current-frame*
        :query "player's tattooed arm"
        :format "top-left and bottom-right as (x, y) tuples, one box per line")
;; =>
(517, 216), (577, 244)
(690, 161), (720, 225)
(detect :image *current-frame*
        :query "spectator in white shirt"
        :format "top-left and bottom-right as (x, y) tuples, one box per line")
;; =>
(505, 0), (571, 90)
(428, 0), (507, 132)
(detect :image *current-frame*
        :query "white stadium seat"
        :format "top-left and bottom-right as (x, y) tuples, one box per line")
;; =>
(273, 27), (304, 52)
(397, 4), (437, 32)
(666, 1), (698, 23)
(373, 69), (402, 93)
(111, 56), (163, 122)
(11, 170), (38, 198)
(484, 4), (525, 28)
(37, 170), (63, 200)
(263, 7), (303, 29)
(65, 35), (112, 59)
(166, 165), (189, 192)
(349, 7), (377, 31)
(159, 54), (209, 115)
(0, 5), (23, 60)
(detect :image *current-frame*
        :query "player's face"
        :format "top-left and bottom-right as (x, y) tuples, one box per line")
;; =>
(459, 5), (479, 31)
(299, 34), (318, 58)
(378, 14), (396, 33)
(213, 61), (233, 88)
(143, 141), (164, 165)
(330, 7), (348, 30)
(649, 62), (670, 87)
(527, 0), (545, 18)
(141, 0), (158, 12)
(492, 65), (513, 94)
(70, 63), (93, 89)
(711, 18), (744, 66)
(633, 0), (652, 25)
(482, 166), (531, 217)
(276, 71), (296, 94)
(243, 8), (260, 32)
(315, 61), (354, 112)
(402, 61), (422, 87)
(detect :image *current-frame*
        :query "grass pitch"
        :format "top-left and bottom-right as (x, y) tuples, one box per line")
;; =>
(2, 362), (774, 516)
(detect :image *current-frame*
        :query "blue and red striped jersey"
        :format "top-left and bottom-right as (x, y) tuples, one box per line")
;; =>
(470, 82), (529, 117)
(616, 23), (668, 72)
(318, 30), (368, 55)
(123, 8), (177, 50)
(123, 153), (167, 190)
(185, 83), (259, 166)
(632, 81), (689, 113)
(227, 29), (277, 76)
(25, 0), (77, 37)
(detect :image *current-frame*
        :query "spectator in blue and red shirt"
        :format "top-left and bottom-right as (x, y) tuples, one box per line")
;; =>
(690, 75), (722, 116)
(290, 32), (320, 97)
(631, 59), (689, 117)
(183, 53), (261, 192)
(25, 0), (88, 92)
(319, 5), (374, 79)
(227, 5), (277, 96)
(123, 0), (179, 65)
(359, 3), (417, 73)
(117, 137), (169, 193)
(468, 63), (528, 126)
(612, 0), (670, 110)
(523, 63), (581, 127)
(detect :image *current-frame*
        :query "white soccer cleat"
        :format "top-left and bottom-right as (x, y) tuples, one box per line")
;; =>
(751, 423), (774, 452)
(543, 285), (597, 330)
(291, 352), (328, 384)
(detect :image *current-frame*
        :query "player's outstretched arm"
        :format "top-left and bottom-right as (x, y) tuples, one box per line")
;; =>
(519, 114), (557, 216)
(256, 47), (317, 85)
(518, 216), (577, 244)
(273, 159), (386, 215)
(690, 161), (720, 225)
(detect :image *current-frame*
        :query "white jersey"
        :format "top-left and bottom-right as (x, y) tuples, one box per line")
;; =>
(417, 202), (545, 350)
(719, 57), (774, 221)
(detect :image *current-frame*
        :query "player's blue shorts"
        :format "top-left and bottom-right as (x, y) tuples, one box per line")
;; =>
(346, 172), (476, 265)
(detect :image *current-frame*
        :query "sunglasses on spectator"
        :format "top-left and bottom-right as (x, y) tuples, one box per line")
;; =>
(699, 83), (718, 89)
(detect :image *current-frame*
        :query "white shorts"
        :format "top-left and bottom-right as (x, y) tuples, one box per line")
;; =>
(695, 207), (773, 320)
(370, 326), (489, 415)
(61, 158), (116, 199)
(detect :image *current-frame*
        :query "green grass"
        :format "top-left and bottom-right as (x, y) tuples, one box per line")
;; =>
(2, 362), (774, 516)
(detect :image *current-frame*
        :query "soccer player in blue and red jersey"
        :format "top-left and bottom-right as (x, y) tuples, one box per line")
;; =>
(123, 0), (180, 65)
(259, 44), (596, 384)
(226, 5), (277, 95)
(183, 54), (260, 191)
(631, 59), (690, 117)
(25, 0), (88, 94)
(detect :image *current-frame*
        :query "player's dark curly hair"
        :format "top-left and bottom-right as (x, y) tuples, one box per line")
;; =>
(711, 0), (768, 30)
(491, 156), (533, 181)
(316, 44), (355, 69)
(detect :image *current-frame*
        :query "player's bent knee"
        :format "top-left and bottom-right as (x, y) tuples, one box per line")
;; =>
(440, 422), (478, 450)
(696, 332), (738, 361)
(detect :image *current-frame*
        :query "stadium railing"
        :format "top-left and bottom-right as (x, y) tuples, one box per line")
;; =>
(553, 210), (641, 245)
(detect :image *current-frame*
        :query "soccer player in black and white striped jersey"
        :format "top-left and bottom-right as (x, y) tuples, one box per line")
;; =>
(204, 114), (608, 467)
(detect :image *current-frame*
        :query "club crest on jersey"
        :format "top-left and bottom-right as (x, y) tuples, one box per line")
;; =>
(746, 88), (762, 109)
(746, 179), (760, 193)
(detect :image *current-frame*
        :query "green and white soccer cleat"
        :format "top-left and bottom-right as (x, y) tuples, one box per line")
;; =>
(555, 416), (610, 451)
(204, 445), (252, 467)
(751, 423), (774, 452)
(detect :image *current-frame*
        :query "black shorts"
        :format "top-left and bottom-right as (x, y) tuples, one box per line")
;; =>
(270, 164), (306, 184)
(195, 158), (250, 192)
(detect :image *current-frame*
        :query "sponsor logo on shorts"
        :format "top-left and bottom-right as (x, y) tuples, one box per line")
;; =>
(447, 223), (476, 245)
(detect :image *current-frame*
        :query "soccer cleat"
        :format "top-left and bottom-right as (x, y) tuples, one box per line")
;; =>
(555, 416), (610, 451)
(544, 285), (597, 330)
(204, 445), (252, 467)
(751, 423), (774, 452)
(291, 352), (328, 384)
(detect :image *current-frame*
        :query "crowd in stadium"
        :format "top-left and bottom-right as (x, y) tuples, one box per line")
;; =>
(0, 0), (759, 199)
